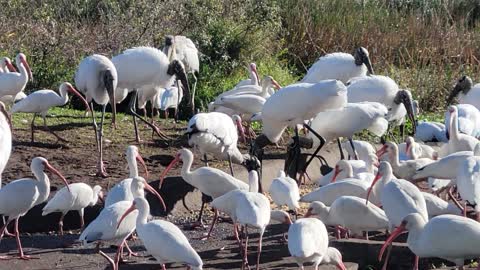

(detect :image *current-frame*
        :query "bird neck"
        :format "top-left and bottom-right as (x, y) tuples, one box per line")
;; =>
(406, 221), (426, 255)
(389, 150), (400, 168)
(449, 112), (459, 141)
(250, 70), (258, 86)
(16, 58), (28, 81)
(59, 87), (69, 105)
(344, 164), (354, 178)
(136, 202), (150, 227)
(33, 167), (49, 200)
(127, 155), (139, 178)
(248, 171), (259, 193)
(181, 154), (194, 181)
(90, 189), (101, 206)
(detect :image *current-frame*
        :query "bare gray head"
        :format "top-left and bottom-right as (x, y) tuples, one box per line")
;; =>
(165, 35), (174, 47)
(354, 47), (374, 75)
(447, 75), (473, 105)
(394, 89), (416, 134)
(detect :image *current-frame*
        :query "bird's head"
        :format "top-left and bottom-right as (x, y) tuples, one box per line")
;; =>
(167, 60), (191, 111)
(158, 149), (191, 189)
(32, 157), (71, 193)
(447, 75), (473, 105)
(394, 89), (416, 134)
(354, 47), (374, 75)
(2, 57), (16, 72)
(16, 53), (33, 82)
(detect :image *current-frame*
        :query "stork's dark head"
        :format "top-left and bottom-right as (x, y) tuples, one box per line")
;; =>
(394, 89), (416, 134)
(167, 60), (191, 109)
(447, 75), (473, 105)
(354, 47), (374, 75)
(165, 35), (174, 47)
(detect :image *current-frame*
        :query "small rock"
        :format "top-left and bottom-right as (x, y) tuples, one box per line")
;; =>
(21, 119), (28, 124)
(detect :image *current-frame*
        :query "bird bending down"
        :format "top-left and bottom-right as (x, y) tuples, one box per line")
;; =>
(0, 157), (71, 259)
(42, 183), (103, 235)
(288, 218), (347, 270)
(117, 197), (203, 270)
(11, 82), (90, 143)
(75, 54), (117, 177)
(268, 170), (300, 215)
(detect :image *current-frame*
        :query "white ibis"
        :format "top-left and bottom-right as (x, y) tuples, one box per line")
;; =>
(0, 53), (32, 99)
(376, 142), (433, 181)
(112, 46), (191, 142)
(252, 80), (347, 179)
(104, 145), (149, 207)
(11, 82), (90, 143)
(439, 105), (478, 156)
(0, 57), (16, 73)
(447, 75), (480, 110)
(415, 120), (448, 143)
(42, 183), (104, 235)
(159, 85), (182, 120)
(300, 179), (373, 205)
(456, 155), (480, 220)
(308, 101), (388, 158)
(0, 92), (26, 105)
(75, 54), (117, 177)
(117, 197), (203, 270)
(342, 139), (376, 161)
(217, 75), (281, 100)
(445, 103), (480, 138)
(159, 148), (248, 227)
(137, 84), (164, 123)
(213, 93), (265, 120)
(79, 176), (165, 270)
(288, 218), (347, 270)
(209, 170), (270, 270)
(347, 75), (416, 136)
(380, 213), (480, 270)
(0, 101), (12, 235)
(0, 157), (70, 259)
(186, 112), (246, 175)
(398, 136), (436, 160)
(301, 47), (373, 84)
(232, 63), (260, 89)
(317, 158), (376, 186)
(366, 161), (428, 270)
(268, 170), (300, 214)
(162, 35), (199, 113)
(305, 197), (389, 240)
(421, 192), (461, 218)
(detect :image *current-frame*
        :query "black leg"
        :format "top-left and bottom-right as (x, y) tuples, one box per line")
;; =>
(89, 102), (100, 152)
(302, 124), (326, 174)
(30, 113), (37, 143)
(399, 123), (405, 141)
(228, 153), (235, 177)
(203, 153), (209, 167)
(348, 137), (358, 160)
(96, 105), (108, 177)
(337, 138), (345, 160)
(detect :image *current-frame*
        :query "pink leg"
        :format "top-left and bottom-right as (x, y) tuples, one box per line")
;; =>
(256, 232), (264, 270)
(58, 213), (65, 235)
(202, 209), (218, 240)
(14, 218), (37, 260)
(413, 255), (419, 270)
(161, 264), (166, 270)
(0, 218), (13, 259)
(381, 243), (392, 270)
(124, 241), (139, 257)
(99, 250), (117, 270)
(1, 216), (14, 237)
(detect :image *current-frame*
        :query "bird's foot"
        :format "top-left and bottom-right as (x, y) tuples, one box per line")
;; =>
(183, 221), (206, 230)
(218, 216), (233, 223)
(4, 229), (15, 237)
(96, 171), (108, 178)
(0, 255), (13, 260)
(18, 254), (38, 260)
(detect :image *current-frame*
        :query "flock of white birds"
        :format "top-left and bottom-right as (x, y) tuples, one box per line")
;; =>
(1, 35), (480, 270)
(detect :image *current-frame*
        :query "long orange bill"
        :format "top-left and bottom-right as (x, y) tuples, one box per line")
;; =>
(337, 262), (347, 270)
(44, 162), (71, 193)
(136, 153), (149, 179)
(20, 57), (33, 82)
(376, 145), (387, 158)
(304, 209), (312, 218)
(117, 203), (137, 229)
(144, 182), (166, 211)
(158, 154), (180, 188)
(378, 224), (406, 261)
(67, 85), (90, 113)
(272, 79), (282, 90)
(365, 173), (382, 205)
(5, 61), (17, 72)
(331, 167), (340, 183)
(235, 118), (246, 143)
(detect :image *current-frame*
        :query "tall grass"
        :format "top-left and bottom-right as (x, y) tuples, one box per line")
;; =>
(1, 0), (480, 114)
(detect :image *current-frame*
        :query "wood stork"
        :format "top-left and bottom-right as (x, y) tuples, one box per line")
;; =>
(439, 105), (479, 156)
(186, 112), (246, 175)
(0, 102), (11, 235)
(117, 197), (203, 270)
(233, 63), (260, 89)
(104, 145), (150, 207)
(305, 197), (389, 240)
(11, 82), (90, 143)
(0, 157), (70, 259)
(347, 75), (416, 137)
(75, 54), (117, 177)
(42, 183), (104, 235)
(112, 46), (191, 142)
(380, 213), (480, 270)
(308, 101), (388, 159)
(376, 142), (433, 181)
(268, 170), (300, 214)
(159, 148), (248, 228)
(366, 161), (428, 270)
(163, 36), (199, 114)
(79, 176), (165, 270)
(209, 170), (270, 270)
(0, 53), (32, 99)
(288, 218), (347, 270)
(447, 75), (480, 110)
(445, 103), (480, 138)
(301, 47), (374, 84)
(251, 80), (347, 180)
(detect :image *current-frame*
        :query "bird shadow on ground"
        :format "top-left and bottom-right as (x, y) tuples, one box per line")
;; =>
(48, 122), (93, 131)
(13, 140), (68, 149)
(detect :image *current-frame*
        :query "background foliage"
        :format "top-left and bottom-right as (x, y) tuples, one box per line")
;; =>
(1, 0), (480, 114)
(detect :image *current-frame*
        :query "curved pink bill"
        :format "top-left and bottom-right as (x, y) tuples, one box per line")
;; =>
(144, 182), (166, 212)
(337, 262), (347, 270)
(375, 145), (387, 158)
(303, 208), (313, 218)
(158, 154), (181, 189)
(251, 64), (260, 84)
(5, 61), (17, 72)
(67, 85), (90, 113)
(20, 57), (33, 82)
(378, 224), (406, 261)
(365, 173), (382, 205)
(136, 153), (149, 179)
(331, 167), (340, 183)
(44, 162), (71, 193)
(117, 203), (137, 229)
(235, 119), (246, 143)
(272, 79), (282, 90)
